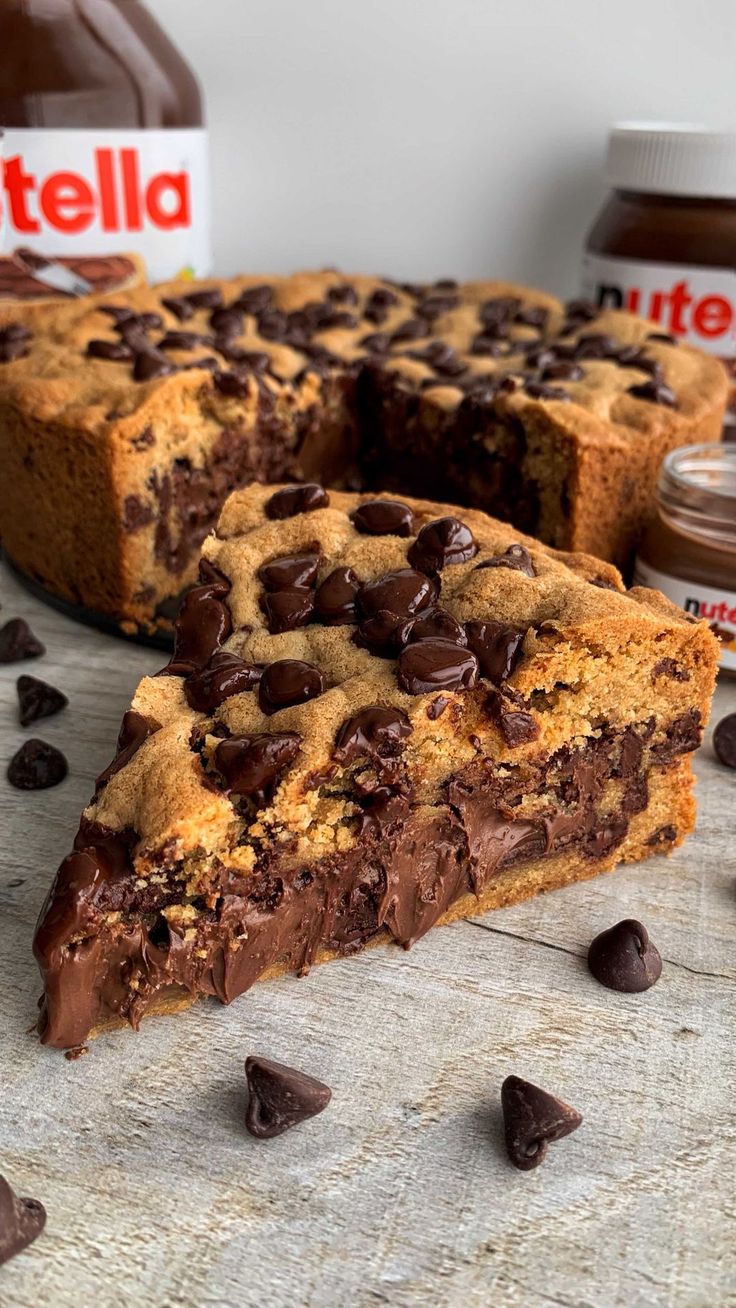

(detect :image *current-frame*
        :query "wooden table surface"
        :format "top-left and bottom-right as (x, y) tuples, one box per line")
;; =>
(0, 560), (734, 1308)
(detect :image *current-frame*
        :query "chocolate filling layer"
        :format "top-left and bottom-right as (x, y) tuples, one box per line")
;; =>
(33, 718), (693, 1048)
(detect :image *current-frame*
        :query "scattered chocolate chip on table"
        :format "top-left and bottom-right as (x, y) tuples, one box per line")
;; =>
(8, 738), (68, 790)
(16, 674), (68, 727)
(501, 1075), (583, 1171)
(245, 1056), (332, 1138)
(0, 1174), (46, 1267)
(713, 712), (736, 768)
(588, 919), (663, 993)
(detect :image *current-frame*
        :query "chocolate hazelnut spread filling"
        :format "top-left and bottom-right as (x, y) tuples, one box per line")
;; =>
(33, 715), (697, 1049)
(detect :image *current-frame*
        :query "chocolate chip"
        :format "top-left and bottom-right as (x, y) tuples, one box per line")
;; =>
(213, 369), (253, 398)
(314, 566), (360, 625)
(615, 346), (663, 377)
(258, 552), (321, 592)
(408, 608), (467, 645)
(486, 688), (539, 746)
(333, 706), (412, 763)
(185, 287), (223, 310)
(627, 379), (677, 407)
(262, 589), (316, 634)
(221, 348), (270, 373)
(159, 330), (214, 351)
(209, 307), (244, 337)
(351, 499), (415, 537)
(198, 559), (232, 593)
(259, 660), (324, 714)
(0, 1175), (46, 1267)
(0, 618), (45, 663)
(173, 584), (233, 669)
(86, 338), (134, 361)
(327, 283), (358, 305)
(100, 304), (135, 324)
(358, 569), (438, 620)
(122, 494), (153, 532)
(185, 653), (261, 713)
(426, 696), (449, 720)
(646, 330), (677, 344)
(408, 517), (478, 573)
(0, 323), (31, 362)
(398, 639), (478, 695)
(235, 284), (274, 315)
(368, 287), (398, 309)
(8, 739), (68, 790)
(265, 484), (329, 520)
(713, 712), (736, 768)
(257, 309), (288, 340)
(524, 380), (571, 401)
(319, 309), (358, 330)
(133, 349), (174, 382)
(541, 361), (584, 382)
(588, 919), (662, 992)
(475, 543), (536, 577)
(465, 621), (524, 682)
(96, 710), (157, 788)
(161, 295), (195, 321)
(501, 1075), (582, 1171)
(515, 304), (549, 329)
(122, 311), (163, 333)
(471, 334), (506, 357)
(215, 732), (301, 799)
(245, 1055), (331, 1138)
(355, 611), (414, 657)
(391, 317), (428, 342)
(16, 675), (68, 727)
(573, 332), (619, 359)
(360, 332), (391, 354)
(564, 298), (597, 323)
(479, 296), (520, 327)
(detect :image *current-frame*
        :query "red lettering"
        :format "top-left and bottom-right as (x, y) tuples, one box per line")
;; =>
(120, 149), (143, 231)
(693, 295), (732, 339)
(667, 280), (692, 335)
(39, 172), (94, 234)
(145, 172), (190, 229)
(625, 288), (641, 315)
(96, 149), (118, 232)
(2, 156), (40, 233)
(648, 291), (666, 322)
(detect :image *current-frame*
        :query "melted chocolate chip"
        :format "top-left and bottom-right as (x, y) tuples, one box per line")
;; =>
(158, 330), (214, 351)
(16, 675), (68, 727)
(185, 653), (261, 713)
(501, 1075), (583, 1171)
(86, 338), (134, 362)
(0, 617), (45, 663)
(588, 919), (662, 992)
(391, 317), (428, 342)
(713, 712), (736, 768)
(479, 296), (520, 326)
(262, 589), (316, 634)
(185, 288), (223, 310)
(564, 298), (597, 323)
(213, 369), (254, 398)
(235, 284), (274, 315)
(359, 332), (391, 354)
(475, 543), (536, 578)
(525, 380), (571, 401)
(161, 295), (195, 321)
(259, 660), (324, 714)
(471, 334), (507, 357)
(0, 1175), (46, 1267)
(133, 349), (174, 382)
(265, 484), (329, 520)
(209, 307), (244, 337)
(327, 283), (358, 305)
(398, 639), (478, 695)
(408, 517), (478, 573)
(245, 1055), (331, 1138)
(615, 346), (663, 377)
(96, 710), (157, 788)
(198, 559), (232, 594)
(257, 309), (288, 340)
(543, 359), (585, 381)
(408, 608), (467, 646)
(351, 499), (416, 537)
(258, 552), (321, 592)
(627, 379), (677, 407)
(173, 584), (233, 669)
(515, 304), (549, 329)
(314, 567), (360, 625)
(358, 568), (438, 621)
(8, 738), (68, 790)
(0, 323), (31, 362)
(486, 689), (539, 746)
(426, 696), (449, 720)
(333, 706), (412, 763)
(573, 332), (619, 360)
(465, 621), (525, 682)
(215, 732), (301, 799)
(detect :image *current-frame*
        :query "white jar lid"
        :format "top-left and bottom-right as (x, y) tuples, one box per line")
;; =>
(606, 122), (736, 200)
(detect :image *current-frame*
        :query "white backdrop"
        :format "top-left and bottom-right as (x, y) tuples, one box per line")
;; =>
(151, 0), (736, 297)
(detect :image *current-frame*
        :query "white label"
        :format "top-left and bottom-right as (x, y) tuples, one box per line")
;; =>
(0, 128), (211, 291)
(582, 251), (736, 359)
(634, 557), (736, 670)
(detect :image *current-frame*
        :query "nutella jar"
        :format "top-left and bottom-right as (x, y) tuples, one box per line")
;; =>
(582, 123), (736, 419)
(0, 0), (211, 300)
(634, 445), (736, 672)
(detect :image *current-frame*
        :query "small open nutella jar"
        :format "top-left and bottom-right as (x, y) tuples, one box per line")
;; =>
(635, 445), (736, 672)
(582, 123), (736, 428)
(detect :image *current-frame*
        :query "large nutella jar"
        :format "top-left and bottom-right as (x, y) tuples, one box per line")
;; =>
(0, 0), (211, 300)
(583, 124), (736, 391)
(635, 445), (736, 673)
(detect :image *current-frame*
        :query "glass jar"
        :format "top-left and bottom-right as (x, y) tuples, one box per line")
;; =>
(634, 444), (736, 672)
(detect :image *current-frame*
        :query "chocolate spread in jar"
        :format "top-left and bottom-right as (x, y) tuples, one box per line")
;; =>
(0, 0), (211, 300)
(582, 123), (736, 429)
(635, 444), (736, 673)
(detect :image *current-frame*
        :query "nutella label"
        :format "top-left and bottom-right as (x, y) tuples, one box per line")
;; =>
(634, 558), (736, 670)
(582, 252), (736, 359)
(0, 128), (211, 295)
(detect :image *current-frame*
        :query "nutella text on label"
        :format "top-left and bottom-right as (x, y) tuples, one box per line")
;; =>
(582, 252), (736, 359)
(0, 129), (211, 290)
(634, 558), (736, 671)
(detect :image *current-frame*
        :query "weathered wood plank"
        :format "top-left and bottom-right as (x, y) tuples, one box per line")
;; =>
(0, 562), (734, 1308)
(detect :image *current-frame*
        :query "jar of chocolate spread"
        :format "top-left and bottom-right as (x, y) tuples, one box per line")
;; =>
(634, 445), (736, 672)
(582, 123), (736, 424)
(0, 0), (211, 301)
